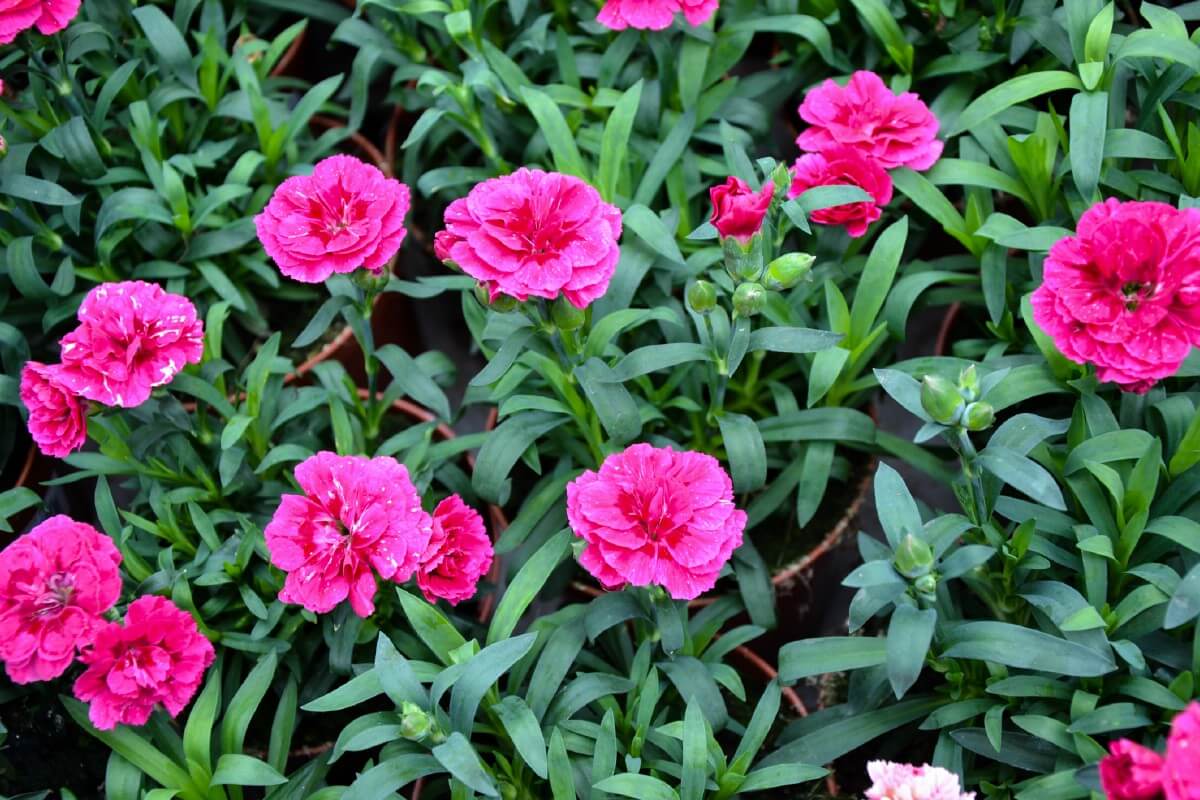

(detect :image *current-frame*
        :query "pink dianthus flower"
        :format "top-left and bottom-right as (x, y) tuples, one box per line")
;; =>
(417, 495), (493, 606)
(709, 176), (774, 244)
(56, 281), (203, 408)
(1164, 702), (1200, 800)
(256, 154), (410, 284)
(789, 146), (894, 238)
(434, 168), (622, 309)
(0, 0), (81, 45)
(797, 71), (942, 171)
(264, 452), (433, 617)
(1101, 740), (1167, 800)
(73, 596), (214, 730)
(0, 516), (121, 684)
(1031, 199), (1200, 393)
(19, 361), (87, 458)
(566, 444), (745, 600)
(865, 761), (975, 800)
(597, 0), (717, 30)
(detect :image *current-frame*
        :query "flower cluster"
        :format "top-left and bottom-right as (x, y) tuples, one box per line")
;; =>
(1032, 199), (1200, 393)
(865, 761), (976, 800)
(19, 281), (204, 458)
(0, 0), (80, 45)
(788, 71), (941, 238)
(567, 443), (746, 600)
(256, 154), (411, 284)
(596, 0), (718, 31)
(0, 516), (212, 730)
(1101, 703), (1200, 800)
(264, 452), (494, 615)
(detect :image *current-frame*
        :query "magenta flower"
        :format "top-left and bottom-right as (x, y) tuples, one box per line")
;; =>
(0, 516), (121, 684)
(789, 146), (894, 238)
(73, 596), (214, 730)
(434, 168), (622, 309)
(0, 0), (80, 45)
(798, 71), (942, 171)
(709, 176), (775, 244)
(597, 0), (717, 30)
(1031, 199), (1200, 393)
(1165, 703), (1200, 800)
(566, 444), (746, 600)
(865, 761), (975, 800)
(256, 154), (410, 284)
(264, 452), (433, 617)
(417, 495), (494, 606)
(1101, 740), (1166, 800)
(56, 281), (203, 408)
(19, 361), (87, 458)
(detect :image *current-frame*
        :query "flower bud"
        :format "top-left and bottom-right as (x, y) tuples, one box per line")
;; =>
(0, 134), (7, 159)
(893, 534), (935, 579)
(732, 282), (766, 317)
(770, 161), (793, 197)
(709, 176), (774, 245)
(914, 574), (938, 597)
(763, 253), (815, 291)
(399, 701), (432, 741)
(722, 235), (762, 282)
(920, 374), (964, 425)
(551, 296), (586, 331)
(351, 267), (389, 294)
(962, 401), (995, 432)
(474, 283), (519, 313)
(686, 280), (718, 314)
(958, 364), (981, 402)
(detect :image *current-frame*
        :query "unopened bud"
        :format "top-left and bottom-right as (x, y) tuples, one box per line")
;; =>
(722, 236), (760, 282)
(399, 701), (432, 741)
(762, 253), (814, 291)
(962, 401), (995, 432)
(958, 365), (981, 402)
(920, 374), (964, 426)
(0, 134), (7, 158)
(894, 534), (935, 579)
(732, 282), (766, 317)
(686, 280), (717, 314)
(474, 283), (518, 313)
(551, 296), (586, 331)
(770, 161), (793, 197)
(915, 574), (938, 597)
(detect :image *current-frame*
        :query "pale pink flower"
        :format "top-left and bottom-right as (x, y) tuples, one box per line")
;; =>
(597, 0), (717, 30)
(434, 168), (622, 309)
(0, 516), (121, 684)
(798, 71), (942, 171)
(19, 361), (87, 458)
(1031, 199), (1200, 393)
(256, 154), (410, 284)
(56, 281), (203, 408)
(1164, 703), (1200, 800)
(1101, 740), (1166, 800)
(264, 452), (433, 617)
(789, 146), (894, 238)
(0, 0), (81, 45)
(566, 444), (746, 600)
(417, 495), (493, 606)
(73, 595), (214, 730)
(865, 761), (975, 800)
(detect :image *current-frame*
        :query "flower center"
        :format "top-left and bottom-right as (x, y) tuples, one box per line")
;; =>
(33, 573), (75, 617)
(1121, 280), (1155, 311)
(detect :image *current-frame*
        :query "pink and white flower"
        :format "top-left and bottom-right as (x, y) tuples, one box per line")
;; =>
(865, 761), (975, 800)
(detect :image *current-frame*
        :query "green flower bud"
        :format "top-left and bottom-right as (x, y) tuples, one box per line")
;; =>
(893, 534), (935, 579)
(551, 296), (586, 331)
(474, 283), (519, 313)
(399, 701), (432, 741)
(762, 252), (815, 291)
(914, 574), (938, 597)
(920, 374), (964, 426)
(0, 134), (7, 159)
(686, 280), (718, 314)
(770, 161), (793, 197)
(722, 236), (763, 282)
(351, 268), (389, 293)
(957, 364), (981, 402)
(732, 282), (767, 317)
(962, 401), (995, 432)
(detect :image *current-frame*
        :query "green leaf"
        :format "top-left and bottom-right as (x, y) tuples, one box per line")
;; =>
(849, 218), (908, 346)
(978, 446), (1068, 511)
(607, 343), (711, 381)
(302, 670), (384, 713)
(941, 621), (1115, 676)
(779, 637), (887, 682)
(949, 72), (1084, 136)
(210, 754), (287, 786)
(220, 651), (278, 757)
(1084, 3), (1115, 64)
(680, 698), (707, 800)
(375, 345), (452, 421)
(722, 16), (835, 65)
(847, 0), (913, 72)
(597, 80), (643, 203)
(887, 606), (936, 699)
(519, 86), (586, 179)
(433, 733), (498, 797)
(0, 175), (80, 206)
(717, 413), (767, 493)
(1166, 563), (1200, 629)
(874, 463), (923, 548)
(344, 753), (441, 800)
(450, 634), (537, 733)
(488, 530), (572, 644)
(182, 669), (220, 776)
(1069, 92), (1108, 200)
(747, 327), (842, 354)
(132, 6), (198, 91)
(738, 764), (828, 792)
(576, 359), (642, 445)
(547, 727), (575, 800)
(495, 697), (548, 779)
(623, 204), (685, 264)
(396, 589), (468, 666)
(472, 412), (569, 504)
(592, 775), (679, 800)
